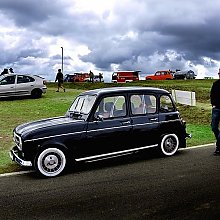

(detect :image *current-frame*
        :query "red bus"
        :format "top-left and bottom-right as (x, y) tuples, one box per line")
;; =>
(112, 71), (140, 83)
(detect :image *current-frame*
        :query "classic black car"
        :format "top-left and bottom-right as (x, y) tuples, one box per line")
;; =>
(10, 87), (189, 177)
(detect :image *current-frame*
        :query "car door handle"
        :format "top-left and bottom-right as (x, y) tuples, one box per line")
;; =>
(150, 118), (158, 122)
(121, 120), (131, 125)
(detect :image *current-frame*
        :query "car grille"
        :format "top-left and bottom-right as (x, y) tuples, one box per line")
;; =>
(13, 132), (22, 151)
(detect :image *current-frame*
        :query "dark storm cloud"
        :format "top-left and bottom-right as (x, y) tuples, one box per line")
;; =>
(1, 0), (220, 79)
(79, 0), (220, 74)
(0, 48), (46, 65)
(0, 0), (66, 27)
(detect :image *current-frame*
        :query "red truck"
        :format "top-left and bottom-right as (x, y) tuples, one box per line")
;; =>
(64, 73), (90, 82)
(112, 71), (140, 83)
(145, 70), (173, 80)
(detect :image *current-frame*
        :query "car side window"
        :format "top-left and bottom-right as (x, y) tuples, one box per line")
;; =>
(17, 75), (35, 84)
(131, 94), (156, 115)
(160, 95), (175, 112)
(0, 75), (16, 85)
(95, 95), (126, 119)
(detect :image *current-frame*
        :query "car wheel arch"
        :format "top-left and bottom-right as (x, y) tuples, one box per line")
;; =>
(34, 143), (69, 177)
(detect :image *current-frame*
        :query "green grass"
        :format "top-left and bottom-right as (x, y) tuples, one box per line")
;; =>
(0, 88), (82, 173)
(0, 80), (216, 174)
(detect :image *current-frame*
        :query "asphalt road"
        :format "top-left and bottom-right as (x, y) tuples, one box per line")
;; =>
(0, 145), (220, 220)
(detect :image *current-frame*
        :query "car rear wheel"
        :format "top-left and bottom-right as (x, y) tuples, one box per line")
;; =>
(31, 89), (42, 98)
(160, 134), (179, 156)
(35, 148), (66, 177)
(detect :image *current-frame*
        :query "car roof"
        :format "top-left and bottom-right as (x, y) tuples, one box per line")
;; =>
(0, 73), (44, 78)
(81, 87), (170, 96)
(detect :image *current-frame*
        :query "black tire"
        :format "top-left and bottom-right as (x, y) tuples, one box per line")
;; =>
(31, 89), (42, 98)
(159, 134), (179, 156)
(34, 148), (66, 177)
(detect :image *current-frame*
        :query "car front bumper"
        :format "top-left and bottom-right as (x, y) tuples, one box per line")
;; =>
(9, 147), (32, 167)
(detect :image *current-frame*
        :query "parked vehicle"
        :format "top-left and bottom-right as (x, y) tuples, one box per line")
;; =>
(64, 73), (90, 82)
(0, 73), (47, 99)
(145, 70), (174, 80)
(10, 87), (189, 177)
(112, 71), (140, 83)
(84, 75), (104, 82)
(173, 70), (196, 79)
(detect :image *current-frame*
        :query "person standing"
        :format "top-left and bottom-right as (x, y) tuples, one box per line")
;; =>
(89, 70), (94, 83)
(9, 68), (14, 73)
(1, 68), (8, 75)
(55, 69), (65, 92)
(98, 72), (103, 82)
(210, 68), (220, 155)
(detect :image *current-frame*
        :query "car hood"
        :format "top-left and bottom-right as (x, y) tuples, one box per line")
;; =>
(15, 116), (83, 136)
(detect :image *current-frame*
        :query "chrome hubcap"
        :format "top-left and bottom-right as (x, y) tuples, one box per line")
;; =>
(44, 155), (59, 170)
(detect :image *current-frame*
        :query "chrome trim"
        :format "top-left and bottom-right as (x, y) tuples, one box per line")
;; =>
(25, 130), (86, 142)
(24, 119), (182, 143)
(10, 149), (32, 167)
(24, 125), (132, 142)
(75, 144), (158, 162)
(13, 132), (22, 151)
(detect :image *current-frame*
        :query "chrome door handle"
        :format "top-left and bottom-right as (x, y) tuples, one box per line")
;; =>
(150, 118), (158, 121)
(121, 121), (131, 125)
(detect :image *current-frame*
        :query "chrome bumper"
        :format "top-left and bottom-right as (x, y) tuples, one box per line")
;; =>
(10, 148), (32, 167)
(186, 133), (192, 139)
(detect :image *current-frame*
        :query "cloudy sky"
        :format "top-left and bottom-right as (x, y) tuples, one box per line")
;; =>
(1, 0), (220, 81)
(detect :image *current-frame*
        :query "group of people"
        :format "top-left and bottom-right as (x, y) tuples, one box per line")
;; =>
(0, 68), (14, 75)
(55, 69), (104, 92)
(89, 70), (103, 83)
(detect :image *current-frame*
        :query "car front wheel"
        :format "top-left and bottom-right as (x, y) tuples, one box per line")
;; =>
(160, 134), (179, 156)
(35, 148), (66, 177)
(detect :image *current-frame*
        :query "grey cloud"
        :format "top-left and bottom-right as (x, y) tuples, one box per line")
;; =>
(0, 0), (66, 27)
(1, 0), (220, 79)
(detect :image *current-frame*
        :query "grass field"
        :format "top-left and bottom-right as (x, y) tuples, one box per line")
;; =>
(0, 80), (215, 174)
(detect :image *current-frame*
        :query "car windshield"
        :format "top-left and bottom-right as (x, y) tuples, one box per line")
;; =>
(0, 75), (5, 81)
(67, 94), (96, 118)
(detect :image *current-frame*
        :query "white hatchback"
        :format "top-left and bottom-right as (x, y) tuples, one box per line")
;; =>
(0, 73), (47, 98)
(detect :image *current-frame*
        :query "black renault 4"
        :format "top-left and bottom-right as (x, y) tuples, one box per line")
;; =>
(10, 87), (189, 177)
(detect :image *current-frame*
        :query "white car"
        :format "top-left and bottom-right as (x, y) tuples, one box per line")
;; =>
(84, 75), (104, 82)
(0, 73), (47, 98)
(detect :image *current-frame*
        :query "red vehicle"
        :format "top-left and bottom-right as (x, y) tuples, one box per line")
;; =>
(64, 73), (90, 82)
(112, 71), (140, 83)
(145, 70), (173, 80)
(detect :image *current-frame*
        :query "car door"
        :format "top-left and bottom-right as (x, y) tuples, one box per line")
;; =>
(82, 94), (133, 159)
(0, 75), (16, 97)
(15, 75), (35, 96)
(158, 94), (182, 134)
(130, 93), (159, 148)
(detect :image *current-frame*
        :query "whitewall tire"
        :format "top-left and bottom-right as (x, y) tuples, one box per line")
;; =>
(35, 148), (66, 177)
(160, 134), (179, 156)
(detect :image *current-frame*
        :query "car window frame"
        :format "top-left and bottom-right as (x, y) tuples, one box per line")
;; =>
(0, 75), (16, 85)
(92, 94), (127, 121)
(159, 94), (176, 113)
(17, 75), (35, 84)
(130, 93), (157, 116)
